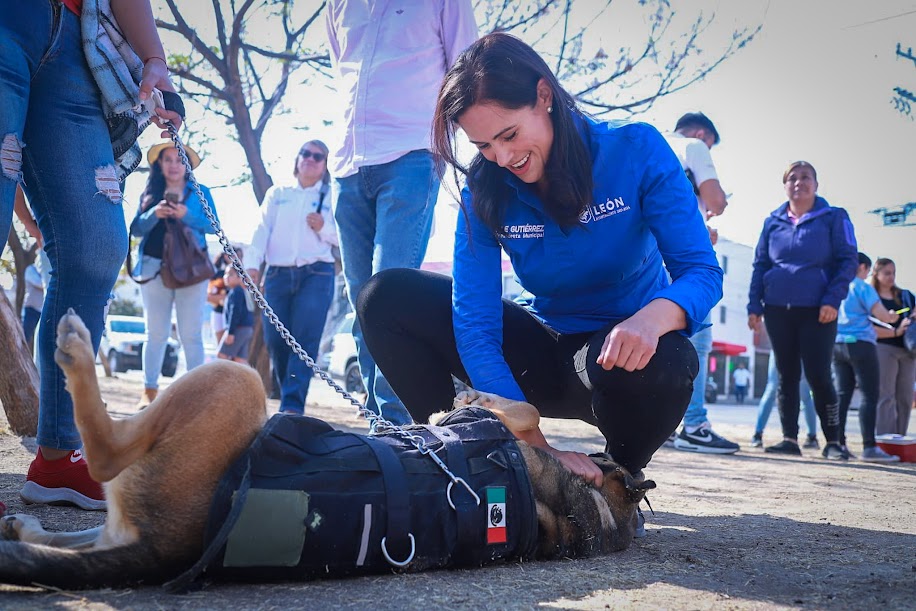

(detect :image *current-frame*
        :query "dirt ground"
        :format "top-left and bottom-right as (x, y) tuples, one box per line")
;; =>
(1, 370), (914, 610)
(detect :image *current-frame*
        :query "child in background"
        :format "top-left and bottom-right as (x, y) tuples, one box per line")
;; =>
(217, 267), (254, 364)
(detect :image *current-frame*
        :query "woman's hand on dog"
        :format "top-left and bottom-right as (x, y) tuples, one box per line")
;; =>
(516, 427), (603, 487)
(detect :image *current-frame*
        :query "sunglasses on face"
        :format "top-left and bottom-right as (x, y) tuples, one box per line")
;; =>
(299, 150), (326, 162)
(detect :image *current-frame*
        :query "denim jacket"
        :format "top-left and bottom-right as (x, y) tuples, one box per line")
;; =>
(129, 183), (218, 278)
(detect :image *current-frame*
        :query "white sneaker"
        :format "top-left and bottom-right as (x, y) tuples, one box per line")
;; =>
(861, 446), (901, 463)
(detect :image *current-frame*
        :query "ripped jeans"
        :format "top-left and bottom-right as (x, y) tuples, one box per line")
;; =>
(0, 3), (128, 449)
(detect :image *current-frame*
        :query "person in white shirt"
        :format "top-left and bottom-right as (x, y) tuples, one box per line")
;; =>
(732, 362), (753, 404)
(246, 141), (339, 414)
(325, 0), (478, 426)
(663, 112), (740, 453)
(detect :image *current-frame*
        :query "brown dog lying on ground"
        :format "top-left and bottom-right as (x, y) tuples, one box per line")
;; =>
(0, 312), (654, 589)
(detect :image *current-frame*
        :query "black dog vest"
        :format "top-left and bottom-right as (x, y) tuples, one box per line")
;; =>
(168, 407), (537, 589)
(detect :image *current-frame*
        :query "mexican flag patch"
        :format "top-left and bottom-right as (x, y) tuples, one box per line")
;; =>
(486, 487), (507, 544)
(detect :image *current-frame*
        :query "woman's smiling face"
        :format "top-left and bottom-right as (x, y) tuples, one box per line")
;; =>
(457, 79), (554, 189)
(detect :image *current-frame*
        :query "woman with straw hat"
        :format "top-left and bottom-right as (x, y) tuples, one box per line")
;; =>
(130, 140), (218, 407)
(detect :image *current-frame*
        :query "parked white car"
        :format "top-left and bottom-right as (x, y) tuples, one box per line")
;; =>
(100, 315), (179, 377)
(325, 313), (364, 394)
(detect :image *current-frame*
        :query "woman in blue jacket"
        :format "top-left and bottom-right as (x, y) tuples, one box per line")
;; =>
(130, 141), (218, 406)
(747, 161), (857, 458)
(357, 33), (722, 486)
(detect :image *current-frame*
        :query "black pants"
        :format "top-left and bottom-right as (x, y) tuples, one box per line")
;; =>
(833, 340), (880, 448)
(764, 305), (840, 442)
(357, 269), (698, 474)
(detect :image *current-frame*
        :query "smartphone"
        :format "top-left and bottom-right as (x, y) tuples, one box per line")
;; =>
(164, 192), (179, 206)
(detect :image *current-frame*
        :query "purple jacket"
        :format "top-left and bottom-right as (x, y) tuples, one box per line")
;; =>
(747, 197), (857, 315)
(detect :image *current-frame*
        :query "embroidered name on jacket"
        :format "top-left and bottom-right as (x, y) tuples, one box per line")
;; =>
(580, 197), (630, 223)
(498, 223), (545, 239)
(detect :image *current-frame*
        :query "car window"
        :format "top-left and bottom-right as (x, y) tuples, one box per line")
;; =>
(110, 320), (146, 334)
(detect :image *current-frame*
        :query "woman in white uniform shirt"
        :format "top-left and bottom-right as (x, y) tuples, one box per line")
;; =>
(246, 140), (339, 414)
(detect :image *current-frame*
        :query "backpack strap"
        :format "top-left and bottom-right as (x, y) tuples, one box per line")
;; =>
(353, 435), (413, 567)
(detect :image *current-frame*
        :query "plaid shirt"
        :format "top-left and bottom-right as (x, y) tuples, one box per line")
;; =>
(80, 0), (156, 180)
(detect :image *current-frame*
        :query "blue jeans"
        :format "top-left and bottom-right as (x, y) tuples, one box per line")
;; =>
(22, 306), (41, 351)
(262, 262), (335, 414)
(755, 351), (817, 436)
(683, 320), (712, 427)
(333, 151), (439, 425)
(0, 3), (128, 450)
(138, 257), (208, 389)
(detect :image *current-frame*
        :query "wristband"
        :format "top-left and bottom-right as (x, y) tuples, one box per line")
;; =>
(144, 56), (168, 67)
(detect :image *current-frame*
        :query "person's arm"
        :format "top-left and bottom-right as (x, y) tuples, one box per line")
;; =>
(129, 196), (162, 237)
(452, 192), (522, 401)
(245, 188), (277, 283)
(324, 0), (342, 68)
(179, 185), (219, 234)
(684, 140), (727, 216)
(747, 219), (772, 329)
(440, 0), (479, 67)
(110, 0), (182, 130)
(822, 207), (859, 311)
(317, 184), (339, 247)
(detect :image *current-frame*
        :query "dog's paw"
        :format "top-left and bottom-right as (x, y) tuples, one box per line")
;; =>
(453, 389), (484, 408)
(55, 309), (95, 369)
(1, 514), (42, 542)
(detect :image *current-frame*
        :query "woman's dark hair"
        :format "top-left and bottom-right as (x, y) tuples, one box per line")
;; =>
(293, 139), (331, 185)
(782, 160), (817, 184)
(432, 32), (593, 234)
(140, 150), (190, 211)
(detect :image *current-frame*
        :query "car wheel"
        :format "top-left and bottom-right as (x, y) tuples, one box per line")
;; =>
(344, 360), (365, 394)
(108, 350), (123, 373)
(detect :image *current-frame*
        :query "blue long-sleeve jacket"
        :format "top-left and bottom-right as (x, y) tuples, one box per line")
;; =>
(129, 183), (219, 278)
(747, 197), (857, 315)
(452, 117), (724, 401)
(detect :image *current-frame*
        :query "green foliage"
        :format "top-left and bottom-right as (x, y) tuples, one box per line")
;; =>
(109, 298), (143, 317)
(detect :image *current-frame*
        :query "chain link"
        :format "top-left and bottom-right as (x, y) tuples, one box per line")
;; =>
(163, 123), (471, 495)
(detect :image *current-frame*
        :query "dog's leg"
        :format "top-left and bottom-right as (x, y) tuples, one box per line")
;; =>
(2, 514), (102, 550)
(453, 389), (540, 434)
(54, 311), (158, 483)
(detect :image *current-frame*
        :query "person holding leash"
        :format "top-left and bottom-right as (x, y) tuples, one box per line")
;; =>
(4, 0), (183, 510)
(357, 33), (722, 486)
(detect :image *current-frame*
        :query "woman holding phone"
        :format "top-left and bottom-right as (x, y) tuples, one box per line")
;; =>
(130, 141), (218, 407)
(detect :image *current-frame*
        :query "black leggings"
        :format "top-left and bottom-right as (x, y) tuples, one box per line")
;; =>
(764, 305), (840, 443)
(357, 269), (698, 474)
(833, 340), (880, 448)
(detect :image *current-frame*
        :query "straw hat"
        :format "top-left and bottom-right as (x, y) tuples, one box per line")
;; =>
(146, 140), (201, 169)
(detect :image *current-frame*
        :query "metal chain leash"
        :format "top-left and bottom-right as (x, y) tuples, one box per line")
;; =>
(163, 122), (478, 507)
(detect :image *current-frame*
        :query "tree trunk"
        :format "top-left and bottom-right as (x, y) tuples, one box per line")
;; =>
(0, 289), (39, 436)
(98, 345), (113, 378)
(227, 90), (273, 204)
(247, 314), (273, 396)
(7, 229), (37, 315)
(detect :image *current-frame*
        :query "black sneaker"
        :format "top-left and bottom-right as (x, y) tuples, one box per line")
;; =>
(822, 442), (848, 460)
(662, 431), (677, 448)
(765, 439), (802, 455)
(751, 432), (763, 448)
(674, 425), (740, 454)
(802, 434), (819, 449)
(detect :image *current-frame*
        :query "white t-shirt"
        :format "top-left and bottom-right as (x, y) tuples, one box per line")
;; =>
(663, 132), (719, 215)
(733, 368), (752, 387)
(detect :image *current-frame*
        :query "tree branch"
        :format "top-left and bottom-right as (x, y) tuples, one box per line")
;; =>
(162, 0), (227, 76)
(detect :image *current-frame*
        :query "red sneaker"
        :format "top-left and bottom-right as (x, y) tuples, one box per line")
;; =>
(20, 449), (107, 511)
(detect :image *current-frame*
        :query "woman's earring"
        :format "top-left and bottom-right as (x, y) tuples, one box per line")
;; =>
(547, 105), (553, 113)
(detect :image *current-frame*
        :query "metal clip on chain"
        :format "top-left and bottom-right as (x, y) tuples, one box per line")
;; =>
(163, 123), (478, 511)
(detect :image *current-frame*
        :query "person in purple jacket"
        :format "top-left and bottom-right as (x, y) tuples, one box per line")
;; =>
(747, 161), (858, 459)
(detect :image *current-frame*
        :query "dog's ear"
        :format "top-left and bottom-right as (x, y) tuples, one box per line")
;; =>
(589, 454), (656, 504)
(622, 472), (656, 504)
